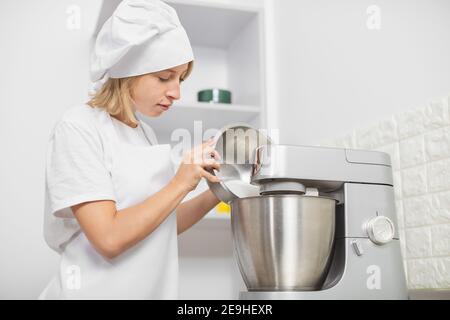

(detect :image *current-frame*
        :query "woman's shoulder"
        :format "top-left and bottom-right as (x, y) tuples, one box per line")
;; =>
(53, 104), (113, 133)
(50, 104), (110, 140)
(59, 104), (106, 126)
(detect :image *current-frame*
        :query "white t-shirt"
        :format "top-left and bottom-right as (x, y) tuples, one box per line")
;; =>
(43, 105), (158, 251)
(41, 104), (178, 299)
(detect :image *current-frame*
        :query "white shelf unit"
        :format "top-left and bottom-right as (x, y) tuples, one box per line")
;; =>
(94, 0), (267, 219)
(141, 102), (260, 137)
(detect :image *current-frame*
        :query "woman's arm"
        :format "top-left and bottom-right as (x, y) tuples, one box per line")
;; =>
(72, 177), (190, 260)
(71, 140), (221, 260)
(176, 189), (221, 235)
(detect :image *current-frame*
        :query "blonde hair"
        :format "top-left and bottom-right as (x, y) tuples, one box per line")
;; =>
(87, 61), (194, 127)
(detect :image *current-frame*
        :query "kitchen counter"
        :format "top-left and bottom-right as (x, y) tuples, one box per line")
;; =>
(408, 290), (450, 300)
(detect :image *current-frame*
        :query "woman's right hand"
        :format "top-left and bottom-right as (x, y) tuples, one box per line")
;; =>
(173, 139), (222, 192)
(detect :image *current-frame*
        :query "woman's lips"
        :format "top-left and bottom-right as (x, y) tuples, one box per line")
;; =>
(158, 104), (170, 111)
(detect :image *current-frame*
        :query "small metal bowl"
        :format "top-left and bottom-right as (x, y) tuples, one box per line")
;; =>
(206, 123), (272, 203)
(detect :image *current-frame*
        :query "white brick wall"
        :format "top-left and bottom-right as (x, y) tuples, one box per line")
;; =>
(320, 95), (450, 290)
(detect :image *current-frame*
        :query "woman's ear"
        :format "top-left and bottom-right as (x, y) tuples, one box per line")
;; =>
(129, 76), (141, 100)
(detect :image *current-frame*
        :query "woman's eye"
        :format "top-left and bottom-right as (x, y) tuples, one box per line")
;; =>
(159, 77), (170, 82)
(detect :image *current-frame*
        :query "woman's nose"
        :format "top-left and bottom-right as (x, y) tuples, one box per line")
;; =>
(166, 83), (181, 100)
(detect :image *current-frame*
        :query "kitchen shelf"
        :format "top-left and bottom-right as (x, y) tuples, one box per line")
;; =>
(165, 0), (261, 49)
(138, 102), (260, 138)
(181, 180), (232, 220)
(206, 211), (231, 220)
(94, 0), (263, 40)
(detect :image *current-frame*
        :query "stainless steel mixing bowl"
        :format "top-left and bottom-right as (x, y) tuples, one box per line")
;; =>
(231, 195), (336, 291)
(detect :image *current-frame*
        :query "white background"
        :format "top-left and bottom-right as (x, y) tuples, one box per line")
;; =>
(1, 0), (449, 299)
(273, 0), (450, 146)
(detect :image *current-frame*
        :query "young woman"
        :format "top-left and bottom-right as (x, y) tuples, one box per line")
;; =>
(39, 0), (221, 299)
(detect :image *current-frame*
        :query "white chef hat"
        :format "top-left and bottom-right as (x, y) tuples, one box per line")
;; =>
(90, 0), (194, 92)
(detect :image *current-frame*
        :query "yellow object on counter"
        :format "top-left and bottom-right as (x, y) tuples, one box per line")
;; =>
(216, 202), (231, 215)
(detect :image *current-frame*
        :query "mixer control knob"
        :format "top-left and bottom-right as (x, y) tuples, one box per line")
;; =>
(365, 216), (395, 245)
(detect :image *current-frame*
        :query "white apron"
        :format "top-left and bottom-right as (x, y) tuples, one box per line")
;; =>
(39, 114), (178, 299)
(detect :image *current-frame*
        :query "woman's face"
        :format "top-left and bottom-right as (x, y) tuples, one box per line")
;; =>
(131, 63), (189, 117)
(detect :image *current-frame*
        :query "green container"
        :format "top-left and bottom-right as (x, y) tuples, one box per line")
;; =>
(198, 89), (232, 104)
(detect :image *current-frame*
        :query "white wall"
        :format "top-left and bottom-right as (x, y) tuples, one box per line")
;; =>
(271, 0), (450, 145)
(0, 0), (101, 299)
(319, 96), (450, 292)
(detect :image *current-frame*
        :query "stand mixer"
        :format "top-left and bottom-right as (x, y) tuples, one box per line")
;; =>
(207, 124), (408, 300)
